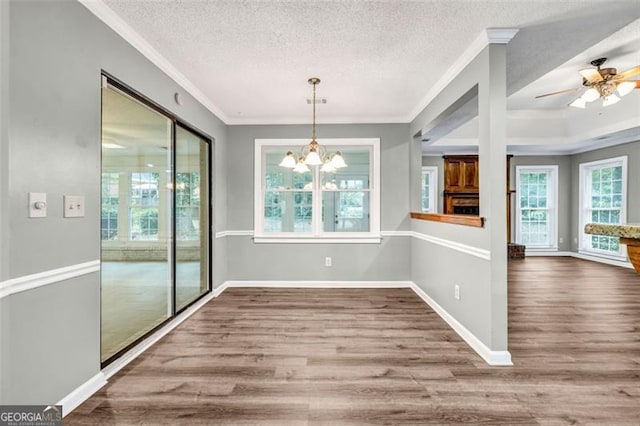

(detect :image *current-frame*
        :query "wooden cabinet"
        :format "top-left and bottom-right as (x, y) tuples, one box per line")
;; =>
(443, 155), (479, 215)
(444, 156), (479, 193)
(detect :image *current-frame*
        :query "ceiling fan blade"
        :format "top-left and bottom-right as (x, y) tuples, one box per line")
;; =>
(535, 87), (580, 99)
(579, 68), (604, 83)
(613, 65), (640, 80)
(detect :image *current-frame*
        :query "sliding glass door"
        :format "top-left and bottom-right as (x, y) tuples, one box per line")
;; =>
(100, 77), (211, 364)
(175, 125), (210, 311)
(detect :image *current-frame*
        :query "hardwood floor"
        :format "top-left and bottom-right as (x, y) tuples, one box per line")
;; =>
(67, 257), (640, 425)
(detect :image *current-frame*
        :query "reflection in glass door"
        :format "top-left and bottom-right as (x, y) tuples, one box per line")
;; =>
(175, 125), (209, 311)
(100, 77), (211, 365)
(101, 84), (172, 363)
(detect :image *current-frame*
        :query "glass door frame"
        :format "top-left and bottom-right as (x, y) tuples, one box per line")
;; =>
(100, 72), (213, 368)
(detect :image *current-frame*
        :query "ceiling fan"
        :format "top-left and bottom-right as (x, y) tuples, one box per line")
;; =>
(536, 57), (640, 108)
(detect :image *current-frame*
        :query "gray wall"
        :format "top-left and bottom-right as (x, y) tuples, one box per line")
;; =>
(411, 45), (509, 352)
(570, 140), (640, 251)
(226, 123), (411, 282)
(1, 0), (227, 404)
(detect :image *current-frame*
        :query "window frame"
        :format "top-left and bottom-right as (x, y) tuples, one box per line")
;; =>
(254, 138), (381, 243)
(515, 165), (558, 251)
(578, 156), (627, 260)
(421, 166), (438, 213)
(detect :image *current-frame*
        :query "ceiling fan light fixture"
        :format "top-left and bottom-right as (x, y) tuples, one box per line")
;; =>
(581, 88), (600, 103)
(569, 97), (586, 109)
(617, 81), (636, 97)
(602, 94), (621, 107)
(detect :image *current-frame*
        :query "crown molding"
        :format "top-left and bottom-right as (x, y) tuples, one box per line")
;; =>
(408, 28), (519, 122)
(78, 0), (231, 124)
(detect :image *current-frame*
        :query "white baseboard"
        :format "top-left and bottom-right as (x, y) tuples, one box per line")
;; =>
(222, 280), (413, 289)
(524, 250), (571, 257)
(525, 250), (633, 269)
(58, 372), (106, 417)
(571, 252), (633, 269)
(408, 282), (513, 366)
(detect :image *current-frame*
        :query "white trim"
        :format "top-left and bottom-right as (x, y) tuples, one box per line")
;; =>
(525, 250), (572, 257)
(215, 230), (253, 239)
(421, 166), (438, 213)
(524, 250), (634, 269)
(574, 251), (633, 269)
(58, 372), (107, 417)
(101, 291), (216, 381)
(411, 231), (491, 261)
(380, 230), (413, 237)
(578, 155), (627, 258)
(78, 0), (230, 123)
(409, 283), (512, 366)
(408, 28), (518, 121)
(254, 138), (381, 242)
(253, 237), (381, 244)
(223, 280), (413, 289)
(0, 260), (100, 300)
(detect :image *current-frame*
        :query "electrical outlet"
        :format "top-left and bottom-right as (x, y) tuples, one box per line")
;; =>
(325, 257), (332, 267)
(454, 285), (461, 300)
(559, 237), (564, 244)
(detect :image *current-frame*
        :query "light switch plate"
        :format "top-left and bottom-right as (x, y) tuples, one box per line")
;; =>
(64, 195), (85, 218)
(28, 192), (47, 218)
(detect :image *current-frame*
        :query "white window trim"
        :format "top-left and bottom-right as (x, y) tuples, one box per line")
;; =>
(254, 138), (381, 243)
(515, 165), (558, 251)
(421, 166), (438, 213)
(578, 156), (627, 261)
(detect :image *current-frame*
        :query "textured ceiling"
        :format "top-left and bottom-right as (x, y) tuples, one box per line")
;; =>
(99, 0), (640, 124)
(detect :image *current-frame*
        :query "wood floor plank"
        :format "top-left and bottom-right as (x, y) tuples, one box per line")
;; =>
(66, 257), (640, 424)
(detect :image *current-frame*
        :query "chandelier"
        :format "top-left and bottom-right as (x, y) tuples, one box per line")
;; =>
(279, 78), (347, 173)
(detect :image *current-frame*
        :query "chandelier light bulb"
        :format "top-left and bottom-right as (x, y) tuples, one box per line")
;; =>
(321, 159), (336, 173)
(293, 158), (310, 173)
(330, 151), (347, 168)
(304, 148), (322, 166)
(279, 151), (296, 168)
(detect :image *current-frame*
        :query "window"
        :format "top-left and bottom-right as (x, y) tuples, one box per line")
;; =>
(255, 138), (380, 242)
(579, 156), (627, 259)
(515, 166), (558, 250)
(130, 172), (159, 240)
(101, 172), (120, 240)
(176, 172), (202, 240)
(421, 166), (437, 213)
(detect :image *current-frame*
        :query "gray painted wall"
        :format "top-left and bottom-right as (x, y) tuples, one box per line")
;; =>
(1, 0), (227, 404)
(411, 45), (509, 352)
(226, 123), (411, 282)
(570, 140), (640, 252)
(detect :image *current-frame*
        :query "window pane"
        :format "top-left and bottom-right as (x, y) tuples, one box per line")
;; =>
(264, 191), (312, 232)
(101, 172), (119, 240)
(130, 172), (159, 240)
(322, 191), (370, 232)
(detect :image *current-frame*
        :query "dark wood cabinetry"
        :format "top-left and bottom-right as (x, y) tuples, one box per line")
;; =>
(443, 155), (479, 215)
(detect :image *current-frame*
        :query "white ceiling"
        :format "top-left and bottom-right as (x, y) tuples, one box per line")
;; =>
(94, 0), (640, 125)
